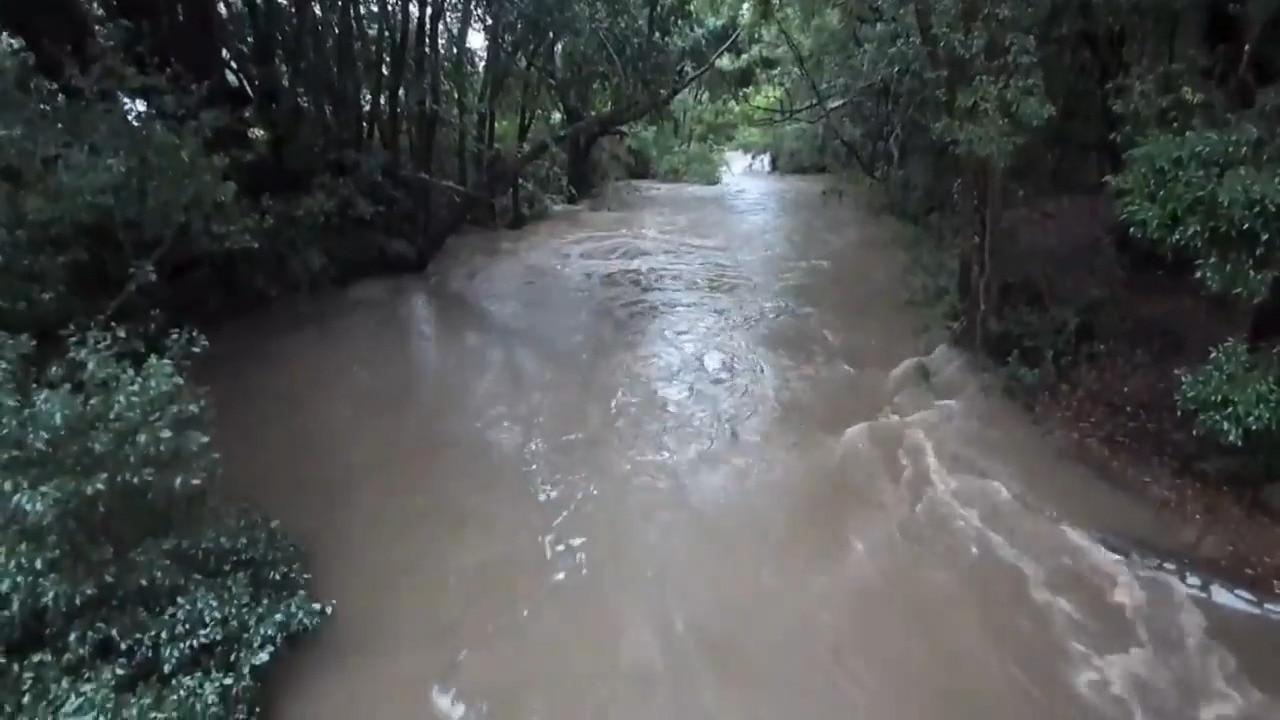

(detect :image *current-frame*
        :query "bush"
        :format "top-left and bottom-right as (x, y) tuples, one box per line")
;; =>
(736, 124), (828, 174)
(1176, 338), (1280, 449)
(0, 50), (260, 333)
(0, 328), (330, 717)
(624, 126), (723, 185)
(1113, 120), (1280, 460)
(1112, 125), (1280, 301)
(653, 142), (723, 184)
(0, 41), (329, 717)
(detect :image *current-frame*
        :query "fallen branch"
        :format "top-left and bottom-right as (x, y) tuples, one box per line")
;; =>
(407, 171), (486, 199)
(98, 234), (176, 325)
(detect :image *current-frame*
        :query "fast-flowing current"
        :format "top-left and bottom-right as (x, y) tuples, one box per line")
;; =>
(206, 154), (1280, 719)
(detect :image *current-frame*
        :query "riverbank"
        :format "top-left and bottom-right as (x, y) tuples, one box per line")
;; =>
(863, 179), (1280, 605)
(1029, 339), (1280, 603)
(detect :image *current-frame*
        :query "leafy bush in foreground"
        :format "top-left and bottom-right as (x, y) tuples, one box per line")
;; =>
(0, 35), (329, 716)
(0, 328), (331, 718)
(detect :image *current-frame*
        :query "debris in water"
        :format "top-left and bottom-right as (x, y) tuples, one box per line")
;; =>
(551, 489), (586, 527)
(552, 571), (567, 582)
(702, 349), (729, 375)
(431, 685), (467, 720)
(567, 537), (587, 548)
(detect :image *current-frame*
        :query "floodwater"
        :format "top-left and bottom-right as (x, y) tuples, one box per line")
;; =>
(207, 154), (1280, 719)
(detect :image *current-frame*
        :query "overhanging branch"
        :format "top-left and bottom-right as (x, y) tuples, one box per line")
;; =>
(508, 26), (743, 178)
(773, 17), (875, 177)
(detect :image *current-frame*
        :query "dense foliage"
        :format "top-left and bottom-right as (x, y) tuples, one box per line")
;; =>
(742, 0), (1280, 490)
(0, 0), (739, 713)
(624, 95), (736, 185)
(1, 43), (330, 715)
(1, 329), (329, 718)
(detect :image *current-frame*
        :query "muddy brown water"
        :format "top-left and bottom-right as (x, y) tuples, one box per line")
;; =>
(206, 155), (1280, 719)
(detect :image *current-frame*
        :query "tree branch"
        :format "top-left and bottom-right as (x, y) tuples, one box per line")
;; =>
(773, 17), (876, 177)
(508, 26), (743, 178)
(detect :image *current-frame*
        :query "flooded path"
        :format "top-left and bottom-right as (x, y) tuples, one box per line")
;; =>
(207, 157), (1280, 719)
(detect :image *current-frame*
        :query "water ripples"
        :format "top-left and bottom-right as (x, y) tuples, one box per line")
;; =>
(211, 159), (1280, 720)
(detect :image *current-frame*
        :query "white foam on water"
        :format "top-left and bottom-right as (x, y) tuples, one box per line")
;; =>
(844, 345), (1275, 719)
(431, 684), (470, 720)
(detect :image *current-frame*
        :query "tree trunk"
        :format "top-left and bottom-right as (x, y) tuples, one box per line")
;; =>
(565, 133), (599, 203)
(507, 79), (537, 229)
(384, 0), (412, 162)
(452, 0), (475, 188)
(365, 0), (390, 144)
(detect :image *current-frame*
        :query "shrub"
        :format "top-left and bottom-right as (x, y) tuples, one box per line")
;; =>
(1176, 338), (1280, 449)
(0, 327), (330, 718)
(624, 126), (724, 184)
(0, 49), (259, 333)
(1112, 125), (1280, 301)
(742, 124), (828, 174)
(653, 141), (723, 184)
(1113, 121), (1280, 459)
(0, 39), (328, 718)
